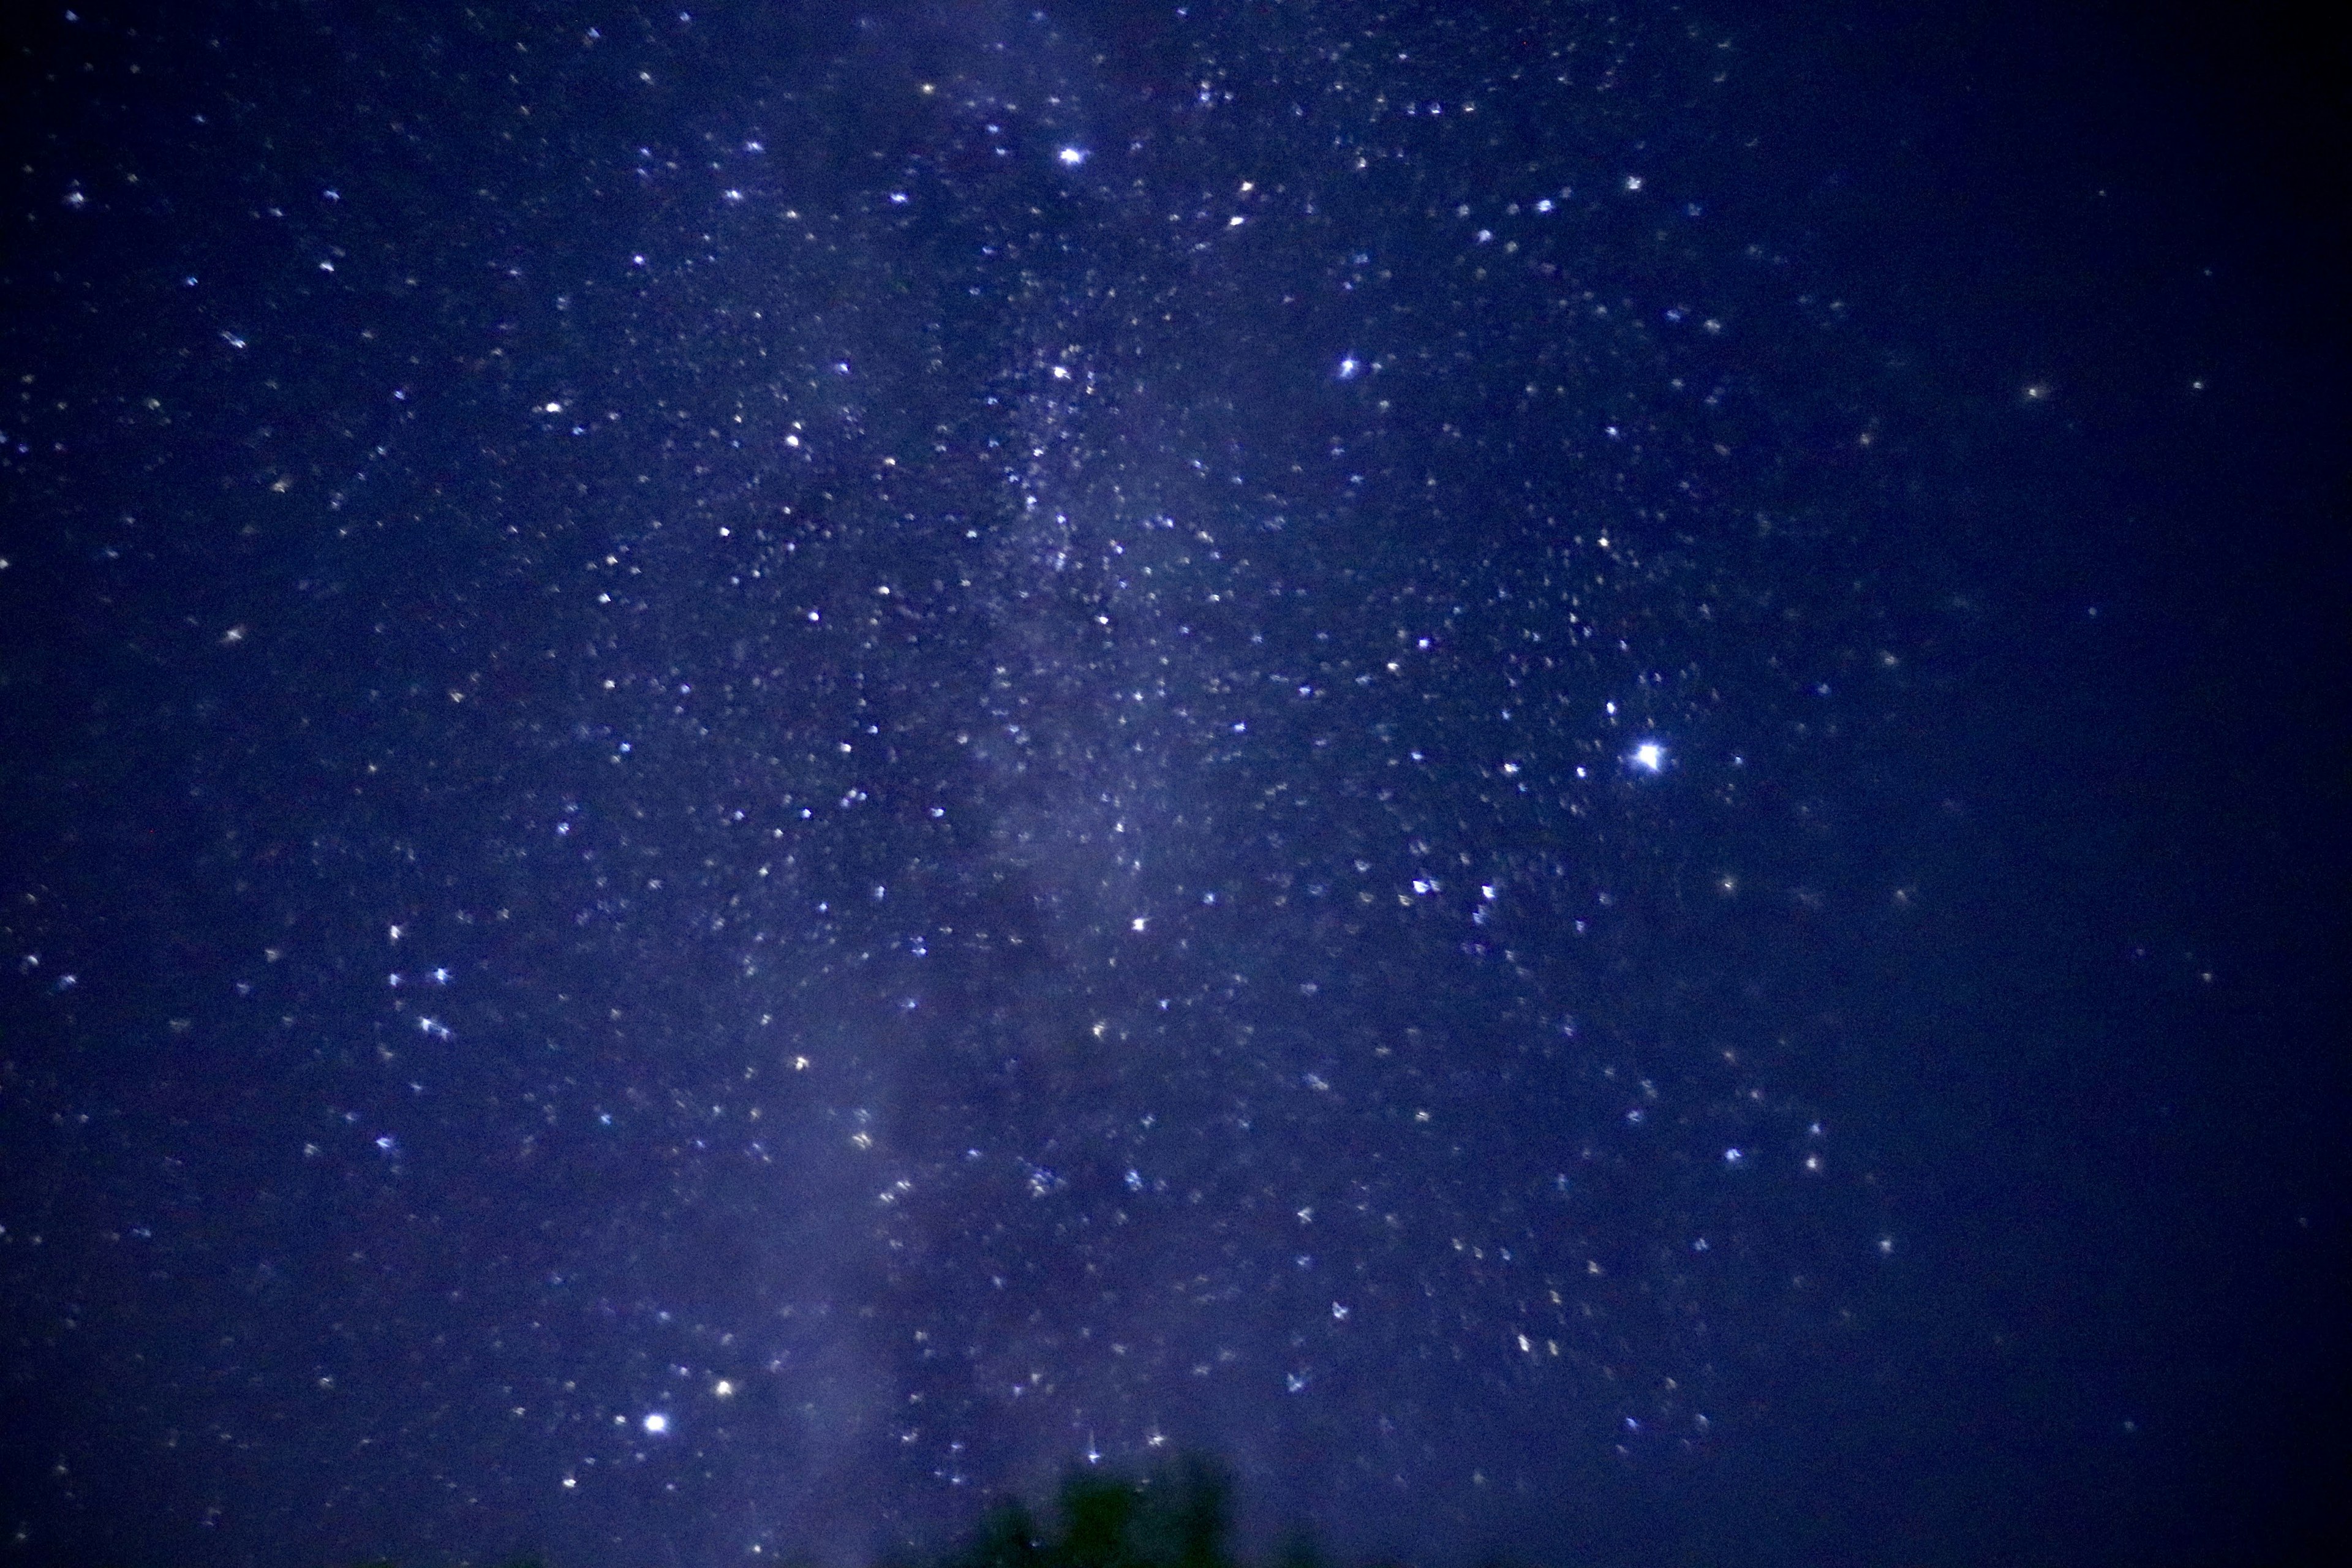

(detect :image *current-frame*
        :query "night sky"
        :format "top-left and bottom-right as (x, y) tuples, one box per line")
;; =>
(1, 3), (2342, 1567)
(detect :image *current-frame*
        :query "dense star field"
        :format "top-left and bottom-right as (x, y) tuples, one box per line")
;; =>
(1, 3), (2340, 1567)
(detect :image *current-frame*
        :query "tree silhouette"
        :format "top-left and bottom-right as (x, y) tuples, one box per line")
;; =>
(331, 1456), (1389, 1568)
(937, 1456), (1237, 1568)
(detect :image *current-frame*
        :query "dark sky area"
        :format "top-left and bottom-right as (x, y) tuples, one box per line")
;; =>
(0, 2), (2342, 1566)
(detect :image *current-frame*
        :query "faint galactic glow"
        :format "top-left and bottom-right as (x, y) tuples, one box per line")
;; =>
(1629, 739), (1666, 772)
